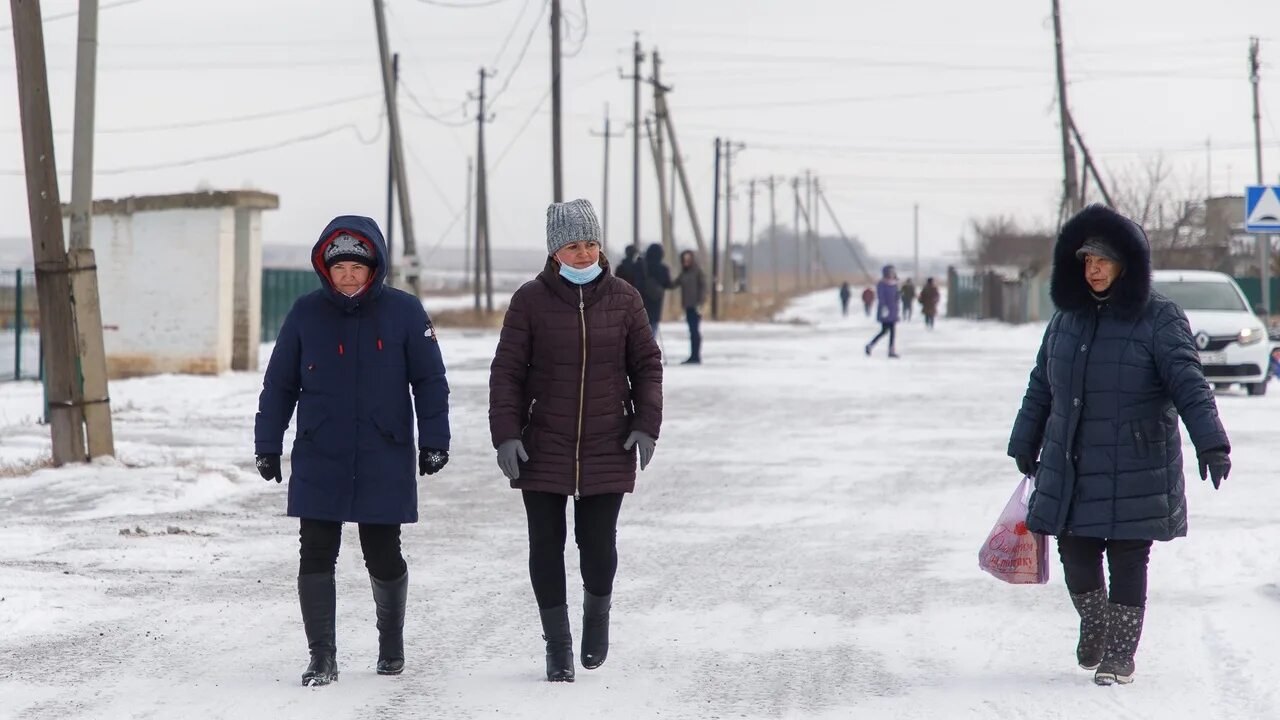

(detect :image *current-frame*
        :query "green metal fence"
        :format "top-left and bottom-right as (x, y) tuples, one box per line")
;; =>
(1233, 277), (1280, 312)
(261, 268), (321, 342)
(1, 268), (40, 382)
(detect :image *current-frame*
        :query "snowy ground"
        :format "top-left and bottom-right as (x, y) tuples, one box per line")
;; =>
(1, 292), (1278, 719)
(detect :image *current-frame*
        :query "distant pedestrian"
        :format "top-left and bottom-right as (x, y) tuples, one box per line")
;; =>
(255, 216), (451, 687)
(676, 250), (707, 364)
(616, 244), (647, 297)
(864, 265), (901, 358)
(489, 199), (664, 682)
(838, 282), (852, 317)
(641, 243), (674, 330)
(861, 286), (875, 317)
(900, 278), (916, 321)
(1008, 204), (1230, 686)
(918, 277), (941, 329)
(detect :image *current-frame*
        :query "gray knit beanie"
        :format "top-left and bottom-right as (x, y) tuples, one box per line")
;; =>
(546, 199), (601, 256)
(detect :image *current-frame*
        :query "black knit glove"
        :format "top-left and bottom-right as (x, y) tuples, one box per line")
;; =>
(1198, 450), (1230, 490)
(255, 454), (282, 483)
(419, 448), (449, 476)
(1014, 454), (1038, 478)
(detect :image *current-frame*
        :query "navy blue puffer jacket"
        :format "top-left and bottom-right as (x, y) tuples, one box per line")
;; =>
(254, 216), (450, 524)
(1008, 205), (1229, 541)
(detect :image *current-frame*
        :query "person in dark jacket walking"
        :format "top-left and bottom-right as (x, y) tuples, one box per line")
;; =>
(900, 278), (916, 321)
(615, 244), (647, 297)
(861, 286), (875, 317)
(1008, 205), (1230, 687)
(676, 250), (707, 364)
(918, 277), (940, 329)
(255, 216), (450, 686)
(489, 199), (664, 682)
(864, 265), (901, 358)
(838, 282), (852, 317)
(641, 243), (674, 330)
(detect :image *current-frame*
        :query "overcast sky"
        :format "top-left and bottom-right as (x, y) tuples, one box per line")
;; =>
(2, 0), (1279, 267)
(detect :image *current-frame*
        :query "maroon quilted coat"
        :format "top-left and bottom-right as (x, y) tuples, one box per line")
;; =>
(489, 257), (663, 497)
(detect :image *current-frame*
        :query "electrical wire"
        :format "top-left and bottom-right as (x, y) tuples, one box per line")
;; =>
(560, 0), (588, 58)
(0, 0), (146, 32)
(414, 0), (513, 7)
(400, 82), (472, 127)
(487, 0), (549, 106)
(492, 86), (552, 170)
(490, 0), (533, 69)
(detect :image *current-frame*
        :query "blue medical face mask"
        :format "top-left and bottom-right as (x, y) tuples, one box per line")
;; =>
(558, 260), (603, 285)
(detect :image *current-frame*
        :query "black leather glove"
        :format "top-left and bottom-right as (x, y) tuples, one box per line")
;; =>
(1198, 450), (1230, 490)
(255, 454), (282, 483)
(419, 447), (448, 476)
(1014, 455), (1038, 478)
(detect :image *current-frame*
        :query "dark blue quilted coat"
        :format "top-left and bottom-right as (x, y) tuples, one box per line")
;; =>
(1008, 205), (1229, 541)
(254, 216), (450, 524)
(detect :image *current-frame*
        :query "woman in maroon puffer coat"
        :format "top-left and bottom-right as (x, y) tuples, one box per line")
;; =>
(489, 199), (664, 683)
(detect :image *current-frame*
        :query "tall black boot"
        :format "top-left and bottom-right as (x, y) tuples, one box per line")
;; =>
(580, 591), (611, 670)
(539, 605), (575, 682)
(370, 571), (407, 676)
(298, 573), (339, 687)
(1095, 602), (1145, 686)
(1069, 588), (1108, 670)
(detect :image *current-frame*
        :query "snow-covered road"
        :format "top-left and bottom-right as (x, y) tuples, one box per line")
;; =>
(2, 292), (1278, 719)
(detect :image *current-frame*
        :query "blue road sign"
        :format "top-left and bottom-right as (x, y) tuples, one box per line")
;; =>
(1245, 185), (1280, 232)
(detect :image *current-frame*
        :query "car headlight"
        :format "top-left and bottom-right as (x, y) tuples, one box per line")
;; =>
(1238, 327), (1264, 346)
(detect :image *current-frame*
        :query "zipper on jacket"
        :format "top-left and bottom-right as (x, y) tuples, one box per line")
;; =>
(574, 287), (587, 500)
(522, 398), (537, 433)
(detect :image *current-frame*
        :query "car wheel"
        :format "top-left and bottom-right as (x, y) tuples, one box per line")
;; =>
(1247, 381), (1268, 396)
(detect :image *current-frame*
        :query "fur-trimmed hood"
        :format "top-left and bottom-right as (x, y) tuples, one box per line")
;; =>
(1050, 204), (1152, 319)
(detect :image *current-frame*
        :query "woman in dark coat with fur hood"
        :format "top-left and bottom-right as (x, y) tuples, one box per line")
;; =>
(1008, 205), (1231, 686)
(489, 199), (663, 682)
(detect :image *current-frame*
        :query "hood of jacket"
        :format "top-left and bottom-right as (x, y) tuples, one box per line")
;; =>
(645, 243), (666, 265)
(311, 215), (389, 310)
(1051, 204), (1152, 319)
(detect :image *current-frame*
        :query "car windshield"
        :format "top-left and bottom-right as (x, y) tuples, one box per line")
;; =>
(1154, 280), (1248, 312)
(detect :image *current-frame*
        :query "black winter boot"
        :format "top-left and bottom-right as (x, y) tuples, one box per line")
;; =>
(539, 605), (575, 682)
(1069, 588), (1108, 670)
(370, 571), (407, 675)
(580, 591), (612, 670)
(299, 573), (339, 687)
(1094, 602), (1144, 686)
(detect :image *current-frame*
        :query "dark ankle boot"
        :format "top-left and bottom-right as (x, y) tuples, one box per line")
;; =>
(581, 591), (611, 669)
(539, 605), (575, 682)
(1069, 588), (1108, 670)
(299, 573), (339, 687)
(1094, 602), (1145, 686)
(370, 571), (407, 675)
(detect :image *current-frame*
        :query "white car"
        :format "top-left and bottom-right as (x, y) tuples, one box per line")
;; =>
(1152, 270), (1271, 396)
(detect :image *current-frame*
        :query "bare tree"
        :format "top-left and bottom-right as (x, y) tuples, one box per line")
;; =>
(962, 216), (1053, 273)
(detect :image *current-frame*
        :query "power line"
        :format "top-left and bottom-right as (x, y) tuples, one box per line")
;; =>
(0, 0), (145, 32)
(492, 86), (552, 169)
(414, 0), (514, 6)
(487, 0), (549, 105)
(560, 0), (588, 58)
(400, 82), (472, 127)
(490, 0), (534, 68)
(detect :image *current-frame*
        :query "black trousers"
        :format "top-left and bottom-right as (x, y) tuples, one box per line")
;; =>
(924, 313), (935, 329)
(867, 322), (897, 350)
(522, 490), (624, 609)
(685, 307), (702, 361)
(1057, 535), (1153, 607)
(298, 518), (406, 581)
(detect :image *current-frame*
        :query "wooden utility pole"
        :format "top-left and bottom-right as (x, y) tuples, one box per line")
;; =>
(811, 176), (821, 286)
(767, 176), (779, 301)
(1251, 37), (1271, 313)
(658, 89), (708, 260)
(746, 178), (757, 293)
(385, 52), (399, 273)
(817, 186), (875, 281)
(372, 0), (420, 295)
(792, 177), (802, 290)
(1051, 0), (1080, 222)
(627, 36), (644, 249)
(723, 140), (744, 299)
(644, 117), (673, 267)
(472, 68), (495, 312)
(12, 0), (87, 464)
(589, 105), (620, 258)
(67, 0), (113, 458)
(651, 48), (674, 259)
(711, 138), (722, 319)
(549, 0), (563, 202)
(463, 155), (472, 291)
(803, 169), (813, 287)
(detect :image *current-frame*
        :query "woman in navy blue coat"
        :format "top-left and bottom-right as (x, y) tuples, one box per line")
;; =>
(254, 215), (450, 686)
(1008, 205), (1230, 686)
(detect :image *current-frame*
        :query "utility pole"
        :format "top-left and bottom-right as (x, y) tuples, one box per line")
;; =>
(472, 68), (495, 312)
(767, 176), (779, 301)
(463, 155), (473, 291)
(385, 52), (399, 273)
(811, 176), (821, 286)
(67, 0), (113, 458)
(549, 0), (563, 202)
(658, 88), (708, 260)
(711, 138), (722, 319)
(644, 117), (673, 269)
(589, 105), (620, 258)
(746, 178), (757, 293)
(1051, 0), (1080, 223)
(12, 0), (87, 464)
(621, 36), (645, 250)
(913, 203), (920, 284)
(1251, 36), (1271, 313)
(723, 140), (745, 299)
(792, 177), (802, 291)
(803, 169), (813, 287)
(817, 186), (876, 282)
(651, 48), (674, 259)
(372, 0), (420, 295)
